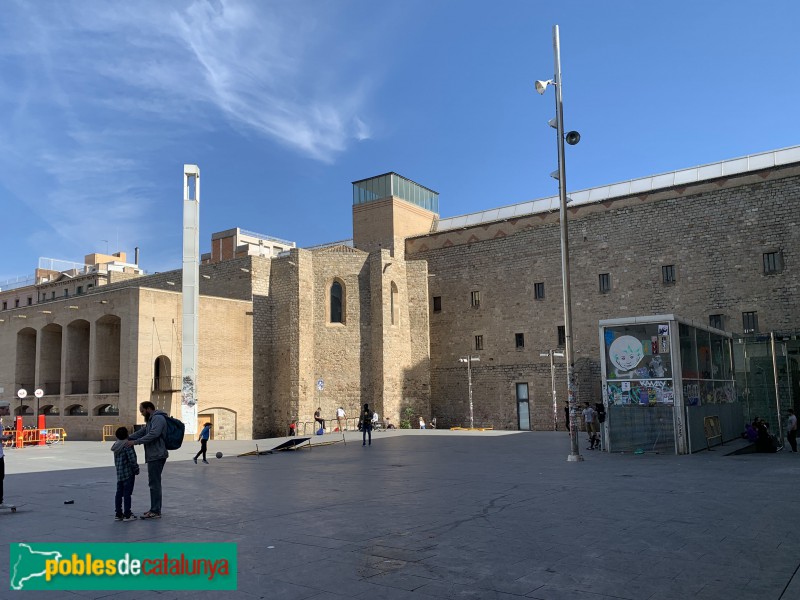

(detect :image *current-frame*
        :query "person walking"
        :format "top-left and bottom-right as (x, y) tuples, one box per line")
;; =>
(194, 422), (212, 464)
(125, 401), (168, 519)
(111, 427), (139, 521)
(336, 407), (346, 432)
(360, 403), (373, 446)
(582, 403), (599, 450)
(787, 409), (798, 452)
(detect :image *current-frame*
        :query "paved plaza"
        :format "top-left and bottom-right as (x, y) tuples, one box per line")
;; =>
(1, 429), (799, 599)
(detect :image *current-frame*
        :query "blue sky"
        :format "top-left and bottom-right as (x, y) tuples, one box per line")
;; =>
(1, 1), (799, 280)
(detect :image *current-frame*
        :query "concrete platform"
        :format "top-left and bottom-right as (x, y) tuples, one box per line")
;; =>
(1, 430), (799, 599)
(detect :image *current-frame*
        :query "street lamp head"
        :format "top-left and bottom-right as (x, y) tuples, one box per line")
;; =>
(548, 117), (558, 129)
(534, 79), (555, 95)
(565, 131), (581, 145)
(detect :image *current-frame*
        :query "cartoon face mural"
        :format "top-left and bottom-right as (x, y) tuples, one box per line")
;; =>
(609, 335), (644, 373)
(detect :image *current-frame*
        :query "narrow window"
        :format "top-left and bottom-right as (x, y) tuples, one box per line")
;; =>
(763, 252), (781, 274)
(390, 282), (399, 325)
(515, 333), (525, 349)
(2, 301), (6, 310)
(51, 291), (55, 299)
(709, 314), (723, 330)
(15, 299), (19, 307)
(662, 265), (676, 284)
(557, 326), (566, 346)
(475, 335), (484, 351)
(432, 296), (442, 313)
(742, 311), (758, 334)
(64, 289), (69, 297)
(471, 290), (481, 308)
(534, 282), (545, 300)
(330, 281), (343, 324)
(599, 273), (611, 293)
(76, 286), (83, 295)
(27, 297), (32, 305)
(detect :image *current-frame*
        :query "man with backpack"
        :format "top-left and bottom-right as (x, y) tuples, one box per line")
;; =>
(126, 401), (169, 519)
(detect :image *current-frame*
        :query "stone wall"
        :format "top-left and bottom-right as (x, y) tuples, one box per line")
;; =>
(410, 168), (800, 430)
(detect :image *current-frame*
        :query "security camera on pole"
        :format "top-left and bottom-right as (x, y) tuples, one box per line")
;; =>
(535, 24), (583, 462)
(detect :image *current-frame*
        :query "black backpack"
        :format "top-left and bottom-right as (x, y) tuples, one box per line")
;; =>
(162, 415), (186, 450)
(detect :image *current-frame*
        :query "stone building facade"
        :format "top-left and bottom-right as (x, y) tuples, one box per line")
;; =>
(2, 150), (799, 439)
(408, 153), (800, 430)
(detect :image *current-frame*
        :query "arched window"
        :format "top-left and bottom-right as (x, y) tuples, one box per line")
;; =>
(330, 281), (344, 324)
(66, 404), (87, 416)
(390, 282), (399, 325)
(96, 404), (119, 416)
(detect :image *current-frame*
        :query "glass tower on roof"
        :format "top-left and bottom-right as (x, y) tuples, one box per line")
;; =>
(352, 172), (439, 214)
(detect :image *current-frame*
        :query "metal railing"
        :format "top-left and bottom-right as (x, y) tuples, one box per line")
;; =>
(151, 376), (181, 392)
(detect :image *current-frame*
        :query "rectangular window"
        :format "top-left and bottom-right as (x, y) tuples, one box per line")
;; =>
(557, 326), (566, 346)
(534, 282), (545, 300)
(515, 333), (525, 348)
(77, 286), (83, 295)
(475, 335), (484, 351)
(709, 314), (724, 330)
(743, 312), (758, 334)
(2, 301), (6, 310)
(471, 290), (481, 308)
(662, 265), (676, 284)
(599, 273), (611, 293)
(27, 297), (32, 305)
(51, 292), (55, 299)
(15, 299), (19, 307)
(64, 289), (69, 297)
(433, 296), (442, 313)
(763, 251), (782, 274)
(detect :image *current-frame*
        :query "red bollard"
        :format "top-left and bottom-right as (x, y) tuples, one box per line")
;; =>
(38, 414), (46, 446)
(15, 415), (23, 448)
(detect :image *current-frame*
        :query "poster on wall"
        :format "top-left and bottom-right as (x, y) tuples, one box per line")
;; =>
(607, 381), (675, 406)
(608, 335), (645, 378)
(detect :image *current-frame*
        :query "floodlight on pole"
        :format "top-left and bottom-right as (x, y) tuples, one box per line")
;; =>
(535, 24), (583, 462)
(458, 355), (480, 429)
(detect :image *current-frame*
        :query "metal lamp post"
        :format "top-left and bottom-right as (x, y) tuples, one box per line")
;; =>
(535, 25), (582, 462)
(459, 355), (480, 428)
(540, 350), (565, 431)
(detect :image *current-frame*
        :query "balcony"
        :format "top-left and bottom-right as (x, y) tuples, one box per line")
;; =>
(152, 376), (181, 393)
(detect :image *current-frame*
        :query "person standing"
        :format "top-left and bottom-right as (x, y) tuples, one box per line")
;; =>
(582, 403), (599, 450)
(0, 429), (11, 510)
(194, 422), (212, 464)
(336, 407), (346, 432)
(787, 409), (798, 452)
(126, 401), (168, 519)
(314, 408), (325, 433)
(419, 416), (426, 430)
(111, 427), (139, 521)
(564, 402), (571, 434)
(360, 403), (373, 446)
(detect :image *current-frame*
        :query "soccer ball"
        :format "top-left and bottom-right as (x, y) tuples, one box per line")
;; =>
(215, 452), (223, 459)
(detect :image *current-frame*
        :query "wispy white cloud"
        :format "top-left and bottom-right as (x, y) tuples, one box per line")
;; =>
(0, 0), (381, 267)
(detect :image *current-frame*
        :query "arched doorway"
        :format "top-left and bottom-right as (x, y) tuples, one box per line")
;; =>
(197, 407), (237, 440)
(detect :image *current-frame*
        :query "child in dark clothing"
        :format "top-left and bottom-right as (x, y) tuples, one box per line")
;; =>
(111, 427), (140, 521)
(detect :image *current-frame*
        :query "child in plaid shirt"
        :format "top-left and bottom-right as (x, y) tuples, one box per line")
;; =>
(111, 427), (140, 521)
